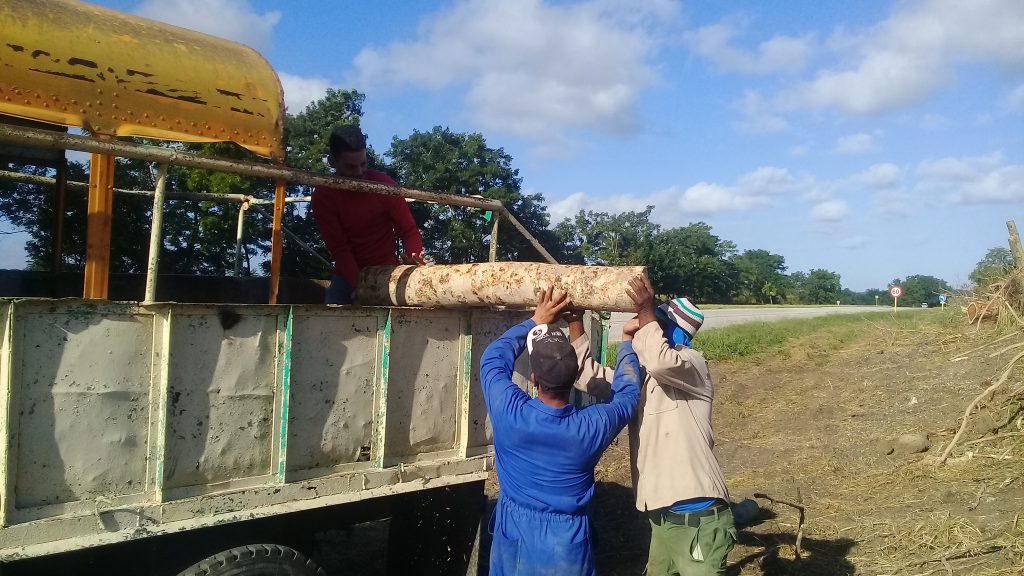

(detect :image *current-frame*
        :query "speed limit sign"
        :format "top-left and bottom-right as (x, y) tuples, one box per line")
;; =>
(889, 285), (902, 298)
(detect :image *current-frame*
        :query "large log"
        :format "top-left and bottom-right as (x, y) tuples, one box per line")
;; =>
(356, 263), (645, 311)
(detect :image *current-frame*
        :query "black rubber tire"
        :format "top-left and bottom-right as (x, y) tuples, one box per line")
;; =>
(175, 544), (327, 576)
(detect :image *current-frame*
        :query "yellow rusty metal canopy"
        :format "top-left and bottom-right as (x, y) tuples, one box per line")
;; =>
(0, 0), (284, 160)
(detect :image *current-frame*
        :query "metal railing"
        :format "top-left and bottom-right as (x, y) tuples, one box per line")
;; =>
(0, 124), (557, 302)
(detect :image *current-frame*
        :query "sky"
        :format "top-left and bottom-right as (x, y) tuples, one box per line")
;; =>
(3, 0), (1023, 290)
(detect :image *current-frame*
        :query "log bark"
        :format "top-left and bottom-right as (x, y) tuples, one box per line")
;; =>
(356, 263), (646, 311)
(1008, 220), (1024, 271)
(966, 299), (999, 324)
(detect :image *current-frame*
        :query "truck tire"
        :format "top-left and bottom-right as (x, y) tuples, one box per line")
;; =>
(175, 544), (327, 576)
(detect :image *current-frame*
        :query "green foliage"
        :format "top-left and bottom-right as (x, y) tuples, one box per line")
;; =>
(647, 223), (738, 302)
(693, 310), (947, 361)
(790, 268), (843, 304)
(969, 247), (1013, 287)
(386, 126), (564, 263)
(890, 274), (951, 307)
(284, 88), (365, 173)
(1, 158), (159, 273)
(730, 249), (787, 303)
(555, 207), (658, 266)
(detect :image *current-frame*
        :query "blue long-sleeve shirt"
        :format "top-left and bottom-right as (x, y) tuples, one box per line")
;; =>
(480, 318), (641, 515)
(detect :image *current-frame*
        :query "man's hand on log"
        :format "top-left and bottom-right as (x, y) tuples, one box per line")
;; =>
(402, 251), (430, 265)
(626, 274), (658, 329)
(532, 286), (571, 325)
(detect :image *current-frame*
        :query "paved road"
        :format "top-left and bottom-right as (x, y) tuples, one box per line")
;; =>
(604, 305), (913, 342)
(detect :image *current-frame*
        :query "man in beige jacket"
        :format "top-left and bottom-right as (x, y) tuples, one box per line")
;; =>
(569, 274), (736, 575)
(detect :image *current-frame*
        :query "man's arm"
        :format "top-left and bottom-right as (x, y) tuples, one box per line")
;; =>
(480, 318), (534, 418)
(584, 341), (641, 443)
(312, 187), (360, 287)
(570, 332), (613, 399)
(386, 196), (424, 261)
(633, 322), (712, 400)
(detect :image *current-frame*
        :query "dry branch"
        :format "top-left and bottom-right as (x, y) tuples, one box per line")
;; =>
(936, 349), (1024, 464)
(753, 492), (806, 559)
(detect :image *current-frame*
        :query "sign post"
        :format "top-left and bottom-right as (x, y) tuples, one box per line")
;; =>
(938, 293), (947, 309)
(889, 285), (903, 311)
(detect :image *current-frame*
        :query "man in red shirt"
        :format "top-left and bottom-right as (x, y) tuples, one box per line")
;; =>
(312, 124), (425, 304)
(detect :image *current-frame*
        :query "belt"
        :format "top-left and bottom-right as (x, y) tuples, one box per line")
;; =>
(648, 502), (729, 528)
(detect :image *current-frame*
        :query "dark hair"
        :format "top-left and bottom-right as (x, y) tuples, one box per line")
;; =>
(329, 124), (366, 157)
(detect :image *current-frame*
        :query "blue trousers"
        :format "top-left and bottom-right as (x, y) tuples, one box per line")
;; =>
(489, 495), (595, 576)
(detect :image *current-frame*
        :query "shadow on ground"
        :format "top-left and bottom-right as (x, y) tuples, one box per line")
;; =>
(588, 481), (857, 576)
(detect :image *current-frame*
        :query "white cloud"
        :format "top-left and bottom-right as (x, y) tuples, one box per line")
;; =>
(734, 90), (789, 133)
(543, 165), (813, 227)
(686, 19), (813, 75)
(350, 0), (676, 143)
(811, 199), (849, 222)
(679, 182), (770, 214)
(855, 163), (903, 188)
(743, 0), (1024, 119)
(547, 192), (588, 223)
(835, 133), (875, 155)
(134, 0), (281, 52)
(916, 152), (1024, 203)
(839, 236), (867, 249)
(871, 189), (914, 218)
(1007, 84), (1024, 111)
(278, 73), (332, 115)
(737, 166), (805, 195)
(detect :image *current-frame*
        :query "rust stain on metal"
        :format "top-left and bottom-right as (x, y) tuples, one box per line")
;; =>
(28, 68), (94, 82)
(67, 57), (98, 68)
(0, 0), (285, 159)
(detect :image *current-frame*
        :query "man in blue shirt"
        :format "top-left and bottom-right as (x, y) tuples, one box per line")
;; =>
(480, 285), (641, 575)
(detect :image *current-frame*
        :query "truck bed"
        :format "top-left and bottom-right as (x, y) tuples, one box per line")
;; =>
(0, 299), (550, 560)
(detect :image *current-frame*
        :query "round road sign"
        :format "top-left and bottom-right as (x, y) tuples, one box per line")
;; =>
(889, 285), (903, 298)
(938, 294), (947, 304)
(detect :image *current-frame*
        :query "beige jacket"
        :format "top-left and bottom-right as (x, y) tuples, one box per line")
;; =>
(573, 322), (729, 511)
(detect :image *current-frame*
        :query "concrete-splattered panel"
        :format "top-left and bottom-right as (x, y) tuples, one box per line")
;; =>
(468, 311), (531, 450)
(164, 309), (277, 489)
(287, 310), (379, 472)
(13, 302), (152, 508)
(385, 310), (461, 457)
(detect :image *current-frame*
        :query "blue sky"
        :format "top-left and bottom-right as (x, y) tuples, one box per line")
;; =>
(3, 0), (1023, 291)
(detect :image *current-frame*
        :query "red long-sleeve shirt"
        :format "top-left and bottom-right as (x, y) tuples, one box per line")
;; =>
(311, 169), (423, 288)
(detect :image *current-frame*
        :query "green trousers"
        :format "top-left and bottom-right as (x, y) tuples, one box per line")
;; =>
(646, 506), (737, 576)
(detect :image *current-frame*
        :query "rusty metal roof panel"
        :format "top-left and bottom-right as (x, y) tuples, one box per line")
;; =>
(0, 0), (284, 159)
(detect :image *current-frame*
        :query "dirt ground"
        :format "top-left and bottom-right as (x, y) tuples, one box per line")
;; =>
(489, 312), (1024, 575)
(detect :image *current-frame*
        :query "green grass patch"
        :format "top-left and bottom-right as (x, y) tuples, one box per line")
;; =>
(602, 309), (958, 365)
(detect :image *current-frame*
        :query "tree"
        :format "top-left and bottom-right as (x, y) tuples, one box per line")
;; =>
(387, 127), (564, 263)
(0, 157), (157, 273)
(798, 269), (842, 304)
(556, 207), (659, 267)
(646, 222), (738, 302)
(730, 249), (788, 304)
(892, 274), (951, 307)
(969, 247), (1013, 287)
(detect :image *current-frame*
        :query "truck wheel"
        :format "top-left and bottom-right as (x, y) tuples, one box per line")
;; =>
(175, 544), (326, 576)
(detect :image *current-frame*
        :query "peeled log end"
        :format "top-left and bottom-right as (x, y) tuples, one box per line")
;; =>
(966, 299), (998, 324)
(356, 263), (646, 311)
